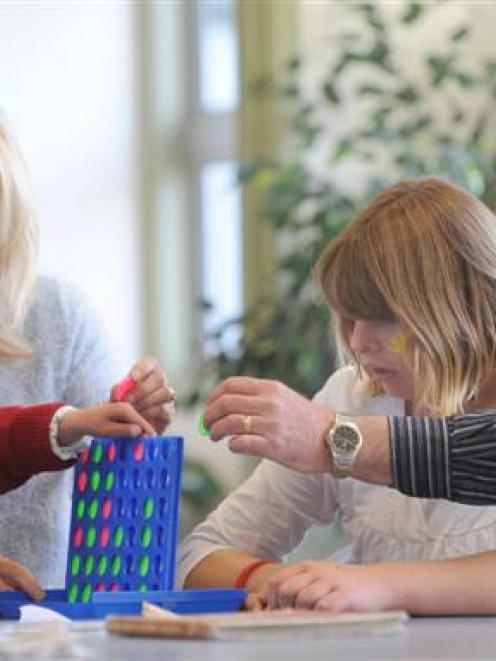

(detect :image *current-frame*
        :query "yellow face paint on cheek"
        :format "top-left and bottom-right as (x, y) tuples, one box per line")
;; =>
(390, 331), (409, 356)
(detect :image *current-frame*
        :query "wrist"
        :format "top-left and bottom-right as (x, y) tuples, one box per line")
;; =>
(352, 416), (391, 485)
(323, 413), (363, 478)
(50, 406), (92, 460)
(234, 559), (279, 591)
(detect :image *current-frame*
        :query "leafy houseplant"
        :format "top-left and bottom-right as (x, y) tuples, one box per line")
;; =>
(189, 1), (496, 405)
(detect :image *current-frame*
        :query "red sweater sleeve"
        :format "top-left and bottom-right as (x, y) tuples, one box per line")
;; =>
(0, 403), (76, 495)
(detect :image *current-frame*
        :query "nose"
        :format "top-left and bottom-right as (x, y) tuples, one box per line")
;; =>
(349, 320), (382, 355)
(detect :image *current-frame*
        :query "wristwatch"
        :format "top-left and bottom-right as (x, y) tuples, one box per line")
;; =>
(324, 413), (363, 477)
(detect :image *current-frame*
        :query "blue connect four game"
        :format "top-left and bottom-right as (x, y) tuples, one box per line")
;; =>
(0, 436), (246, 620)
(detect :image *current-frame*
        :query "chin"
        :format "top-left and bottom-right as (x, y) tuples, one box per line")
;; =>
(382, 383), (411, 400)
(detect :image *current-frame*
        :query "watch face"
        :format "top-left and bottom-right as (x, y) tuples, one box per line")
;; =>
(333, 425), (360, 452)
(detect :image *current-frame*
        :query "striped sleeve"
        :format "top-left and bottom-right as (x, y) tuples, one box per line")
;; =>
(389, 413), (496, 505)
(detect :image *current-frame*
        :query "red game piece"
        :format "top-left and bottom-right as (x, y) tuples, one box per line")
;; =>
(73, 526), (83, 548)
(113, 376), (136, 402)
(100, 526), (110, 548)
(107, 442), (116, 463)
(102, 497), (112, 520)
(133, 440), (144, 462)
(77, 470), (87, 493)
(79, 449), (90, 464)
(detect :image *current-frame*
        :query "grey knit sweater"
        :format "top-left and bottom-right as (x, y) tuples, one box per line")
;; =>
(0, 277), (112, 587)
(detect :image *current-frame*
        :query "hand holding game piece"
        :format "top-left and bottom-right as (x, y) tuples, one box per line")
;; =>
(0, 556), (45, 601)
(111, 357), (176, 434)
(58, 402), (156, 447)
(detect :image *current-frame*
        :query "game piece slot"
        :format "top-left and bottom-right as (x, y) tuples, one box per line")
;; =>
(146, 468), (155, 488)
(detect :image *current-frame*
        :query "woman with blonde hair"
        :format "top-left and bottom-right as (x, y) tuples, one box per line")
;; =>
(180, 177), (496, 614)
(0, 121), (175, 588)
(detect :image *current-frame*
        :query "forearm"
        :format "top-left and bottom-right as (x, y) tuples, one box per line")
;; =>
(346, 416), (392, 485)
(0, 403), (71, 494)
(340, 412), (496, 505)
(389, 413), (496, 504)
(184, 549), (281, 591)
(383, 552), (496, 615)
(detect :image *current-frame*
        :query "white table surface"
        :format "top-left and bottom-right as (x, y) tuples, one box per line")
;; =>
(2, 616), (496, 660)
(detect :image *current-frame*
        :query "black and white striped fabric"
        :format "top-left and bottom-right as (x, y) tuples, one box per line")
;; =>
(389, 413), (496, 505)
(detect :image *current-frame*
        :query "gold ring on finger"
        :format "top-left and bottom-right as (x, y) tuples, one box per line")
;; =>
(242, 414), (252, 434)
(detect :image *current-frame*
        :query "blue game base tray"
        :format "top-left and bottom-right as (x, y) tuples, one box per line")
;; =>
(0, 588), (246, 620)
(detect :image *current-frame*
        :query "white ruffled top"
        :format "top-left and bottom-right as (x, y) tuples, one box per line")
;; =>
(178, 366), (496, 586)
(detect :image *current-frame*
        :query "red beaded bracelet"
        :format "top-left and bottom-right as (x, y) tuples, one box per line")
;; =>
(234, 558), (277, 589)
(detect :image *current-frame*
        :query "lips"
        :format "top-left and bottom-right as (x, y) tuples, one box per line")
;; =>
(364, 366), (397, 380)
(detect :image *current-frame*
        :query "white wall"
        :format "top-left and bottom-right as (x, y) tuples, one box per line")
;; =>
(0, 3), (141, 376)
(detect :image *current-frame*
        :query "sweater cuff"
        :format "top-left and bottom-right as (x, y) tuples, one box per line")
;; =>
(49, 405), (92, 460)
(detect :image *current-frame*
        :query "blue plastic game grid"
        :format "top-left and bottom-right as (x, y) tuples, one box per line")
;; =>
(0, 435), (246, 620)
(66, 436), (182, 603)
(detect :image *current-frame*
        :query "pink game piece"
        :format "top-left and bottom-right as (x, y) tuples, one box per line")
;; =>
(113, 376), (136, 402)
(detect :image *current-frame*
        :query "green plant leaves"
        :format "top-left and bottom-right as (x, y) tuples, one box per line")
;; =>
(187, 1), (496, 408)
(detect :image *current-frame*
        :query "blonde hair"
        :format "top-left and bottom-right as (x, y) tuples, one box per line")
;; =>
(0, 123), (37, 357)
(315, 177), (496, 416)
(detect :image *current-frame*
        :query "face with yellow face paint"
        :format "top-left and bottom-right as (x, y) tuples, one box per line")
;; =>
(349, 320), (414, 400)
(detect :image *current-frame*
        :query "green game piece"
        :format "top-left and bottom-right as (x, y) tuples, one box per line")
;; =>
(113, 525), (124, 548)
(92, 443), (103, 464)
(97, 555), (108, 576)
(138, 583), (147, 592)
(143, 497), (154, 519)
(91, 470), (101, 491)
(85, 555), (94, 576)
(81, 583), (92, 603)
(104, 470), (115, 491)
(86, 526), (96, 548)
(71, 555), (81, 576)
(139, 555), (150, 577)
(68, 583), (78, 603)
(89, 498), (98, 519)
(111, 555), (121, 577)
(198, 412), (209, 437)
(141, 525), (152, 548)
(76, 500), (85, 520)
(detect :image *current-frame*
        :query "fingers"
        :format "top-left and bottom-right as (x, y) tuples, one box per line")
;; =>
(206, 377), (267, 407)
(139, 402), (175, 430)
(270, 573), (319, 609)
(206, 409), (261, 441)
(126, 357), (175, 408)
(204, 395), (266, 433)
(314, 591), (348, 612)
(244, 592), (267, 611)
(0, 557), (45, 601)
(108, 402), (156, 436)
(228, 434), (273, 457)
(266, 562), (340, 611)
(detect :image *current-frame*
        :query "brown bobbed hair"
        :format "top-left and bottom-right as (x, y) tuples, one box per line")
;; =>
(315, 177), (496, 415)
